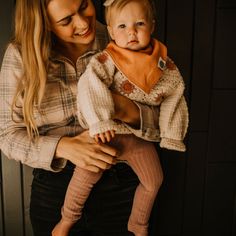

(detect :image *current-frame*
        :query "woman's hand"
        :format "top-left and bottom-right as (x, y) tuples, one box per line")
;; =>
(55, 131), (118, 173)
(112, 93), (140, 128)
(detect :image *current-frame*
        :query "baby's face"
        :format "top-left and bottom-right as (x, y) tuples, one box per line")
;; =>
(108, 1), (154, 51)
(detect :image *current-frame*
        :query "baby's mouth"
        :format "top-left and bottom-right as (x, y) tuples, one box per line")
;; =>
(128, 40), (138, 44)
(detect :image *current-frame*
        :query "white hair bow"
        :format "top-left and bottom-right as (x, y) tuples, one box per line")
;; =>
(103, 0), (116, 7)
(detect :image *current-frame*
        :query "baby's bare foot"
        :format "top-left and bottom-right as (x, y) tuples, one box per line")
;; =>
(52, 220), (74, 236)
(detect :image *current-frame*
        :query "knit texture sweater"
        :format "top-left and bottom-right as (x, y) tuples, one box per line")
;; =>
(77, 40), (189, 152)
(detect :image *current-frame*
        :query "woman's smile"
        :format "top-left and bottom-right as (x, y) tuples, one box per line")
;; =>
(75, 27), (91, 37)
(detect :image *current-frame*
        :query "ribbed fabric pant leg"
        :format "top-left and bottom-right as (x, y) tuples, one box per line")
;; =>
(61, 166), (103, 223)
(115, 136), (163, 236)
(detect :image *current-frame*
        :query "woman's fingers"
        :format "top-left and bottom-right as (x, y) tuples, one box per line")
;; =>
(99, 142), (118, 158)
(78, 154), (112, 172)
(56, 131), (118, 172)
(85, 143), (117, 165)
(85, 165), (101, 173)
(86, 157), (112, 170)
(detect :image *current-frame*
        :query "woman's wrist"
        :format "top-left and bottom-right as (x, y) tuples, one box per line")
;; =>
(55, 137), (70, 161)
(122, 101), (140, 128)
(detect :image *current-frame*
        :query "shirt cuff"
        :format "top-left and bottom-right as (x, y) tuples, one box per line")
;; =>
(89, 119), (117, 136)
(160, 137), (186, 152)
(39, 135), (67, 172)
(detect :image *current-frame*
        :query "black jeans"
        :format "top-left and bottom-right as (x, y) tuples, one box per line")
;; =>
(30, 163), (138, 236)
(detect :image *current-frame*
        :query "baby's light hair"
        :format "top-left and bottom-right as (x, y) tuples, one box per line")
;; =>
(104, 0), (155, 26)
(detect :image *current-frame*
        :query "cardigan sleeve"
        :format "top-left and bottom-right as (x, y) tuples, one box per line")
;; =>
(77, 52), (119, 137)
(159, 68), (189, 152)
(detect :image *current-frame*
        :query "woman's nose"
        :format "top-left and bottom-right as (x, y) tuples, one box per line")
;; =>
(74, 14), (89, 30)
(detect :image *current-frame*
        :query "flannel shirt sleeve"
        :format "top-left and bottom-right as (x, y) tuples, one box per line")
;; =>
(0, 44), (65, 172)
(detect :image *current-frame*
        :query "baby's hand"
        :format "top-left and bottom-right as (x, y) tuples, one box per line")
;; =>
(94, 130), (115, 143)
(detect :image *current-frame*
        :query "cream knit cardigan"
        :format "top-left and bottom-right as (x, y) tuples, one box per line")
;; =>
(77, 52), (189, 152)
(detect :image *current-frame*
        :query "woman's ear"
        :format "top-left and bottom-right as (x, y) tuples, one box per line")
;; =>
(107, 26), (115, 40)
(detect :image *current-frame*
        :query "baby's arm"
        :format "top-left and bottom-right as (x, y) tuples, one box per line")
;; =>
(159, 67), (189, 152)
(77, 52), (118, 137)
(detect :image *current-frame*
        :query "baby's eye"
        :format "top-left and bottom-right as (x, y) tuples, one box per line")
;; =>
(118, 24), (126, 29)
(136, 21), (145, 26)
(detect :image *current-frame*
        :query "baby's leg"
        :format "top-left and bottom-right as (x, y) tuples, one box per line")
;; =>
(52, 167), (103, 236)
(115, 135), (163, 236)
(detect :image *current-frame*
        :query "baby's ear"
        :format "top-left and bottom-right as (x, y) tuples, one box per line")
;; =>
(151, 20), (155, 34)
(107, 26), (115, 40)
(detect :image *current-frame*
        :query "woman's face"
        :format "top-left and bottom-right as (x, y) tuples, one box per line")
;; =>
(47, 0), (96, 46)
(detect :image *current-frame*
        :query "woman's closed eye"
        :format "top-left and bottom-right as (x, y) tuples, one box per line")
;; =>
(61, 17), (72, 26)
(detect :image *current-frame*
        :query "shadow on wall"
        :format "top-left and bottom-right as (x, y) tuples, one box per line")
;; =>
(0, 1), (14, 64)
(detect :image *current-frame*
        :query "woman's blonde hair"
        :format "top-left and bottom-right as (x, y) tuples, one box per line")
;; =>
(13, 0), (52, 139)
(104, 0), (155, 26)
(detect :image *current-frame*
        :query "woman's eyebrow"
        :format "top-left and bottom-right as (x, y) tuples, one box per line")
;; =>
(56, 14), (74, 23)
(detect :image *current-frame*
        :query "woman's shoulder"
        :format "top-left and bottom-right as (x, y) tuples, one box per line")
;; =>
(2, 42), (21, 60)
(1, 42), (22, 68)
(4, 42), (21, 54)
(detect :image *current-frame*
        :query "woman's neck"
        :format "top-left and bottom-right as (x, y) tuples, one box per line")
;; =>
(54, 40), (94, 64)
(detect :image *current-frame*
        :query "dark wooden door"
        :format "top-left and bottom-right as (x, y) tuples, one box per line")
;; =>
(1, 0), (236, 235)
(150, 1), (236, 236)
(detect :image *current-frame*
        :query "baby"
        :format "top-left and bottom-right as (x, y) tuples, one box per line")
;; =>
(53, 0), (188, 236)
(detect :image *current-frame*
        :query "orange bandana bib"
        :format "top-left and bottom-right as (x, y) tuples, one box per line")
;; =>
(105, 39), (167, 93)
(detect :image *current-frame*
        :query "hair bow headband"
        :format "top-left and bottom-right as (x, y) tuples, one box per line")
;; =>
(103, 0), (116, 7)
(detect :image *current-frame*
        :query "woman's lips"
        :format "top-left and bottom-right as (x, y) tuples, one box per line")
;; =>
(75, 27), (91, 37)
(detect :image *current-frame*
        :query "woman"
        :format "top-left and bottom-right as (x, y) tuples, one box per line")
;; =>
(0, 0), (160, 235)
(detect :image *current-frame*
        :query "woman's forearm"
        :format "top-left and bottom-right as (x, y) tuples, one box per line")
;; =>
(112, 93), (140, 128)
(112, 93), (160, 141)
